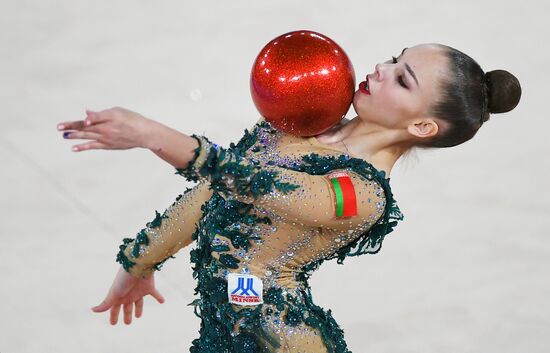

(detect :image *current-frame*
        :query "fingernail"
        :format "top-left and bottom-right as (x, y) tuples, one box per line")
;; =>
(57, 124), (64, 130)
(63, 132), (70, 139)
(72, 146), (78, 151)
(85, 120), (91, 126)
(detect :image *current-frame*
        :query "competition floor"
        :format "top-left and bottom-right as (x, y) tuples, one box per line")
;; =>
(1, 1), (548, 352)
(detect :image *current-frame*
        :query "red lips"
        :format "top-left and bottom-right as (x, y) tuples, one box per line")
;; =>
(359, 80), (370, 95)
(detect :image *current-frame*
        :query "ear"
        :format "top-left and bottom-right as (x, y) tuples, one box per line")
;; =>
(407, 118), (439, 140)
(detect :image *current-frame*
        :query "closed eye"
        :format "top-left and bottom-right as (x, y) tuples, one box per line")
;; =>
(392, 56), (408, 89)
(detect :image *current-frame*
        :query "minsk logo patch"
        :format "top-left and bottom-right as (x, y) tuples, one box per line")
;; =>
(327, 170), (358, 218)
(227, 272), (263, 305)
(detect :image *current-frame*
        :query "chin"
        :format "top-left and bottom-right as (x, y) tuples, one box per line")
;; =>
(351, 93), (362, 113)
(352, 89), (361, 103)
(351, 101), (369, 121)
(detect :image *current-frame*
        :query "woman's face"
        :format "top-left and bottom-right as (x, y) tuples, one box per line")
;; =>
(352, 43), (449, 130)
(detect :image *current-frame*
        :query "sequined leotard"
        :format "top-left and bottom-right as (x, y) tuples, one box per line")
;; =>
(116, 117), (404, 353)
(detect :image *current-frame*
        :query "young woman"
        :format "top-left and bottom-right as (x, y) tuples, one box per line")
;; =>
(58, 43), (521, 352)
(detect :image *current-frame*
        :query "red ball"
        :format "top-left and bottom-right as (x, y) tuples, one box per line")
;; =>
(250, 30), (355, 137)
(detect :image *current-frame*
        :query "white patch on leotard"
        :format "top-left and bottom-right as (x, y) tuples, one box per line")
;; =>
(227, 272), (263, 306)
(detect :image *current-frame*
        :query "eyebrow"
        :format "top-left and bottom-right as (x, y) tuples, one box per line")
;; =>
(399, 47), (419, 87)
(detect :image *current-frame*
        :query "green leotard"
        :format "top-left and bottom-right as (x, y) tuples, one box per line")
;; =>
(116, 117), (404, 352)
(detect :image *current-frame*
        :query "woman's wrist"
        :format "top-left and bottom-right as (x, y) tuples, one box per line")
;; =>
(144, 121), (201, 170)
(140, 119), (168, 150)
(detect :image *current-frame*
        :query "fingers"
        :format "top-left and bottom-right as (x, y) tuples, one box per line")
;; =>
(91, 298), (112, 313)
(56, 108), (109, 131)
(59, 117), (108, 152)
(72, 141), (109, 152)
(110, 304), (122, 325)
(150, 288), (165, 304)
(85, 109), (111, 126)
(135, 298), (144, 318)
(99, 295), (159, 325)
(57, 120), (86, 131)
(62, 130), (103, 141)
(123, 301), (134, 325)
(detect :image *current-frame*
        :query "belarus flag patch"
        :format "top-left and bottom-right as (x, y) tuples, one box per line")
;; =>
(327, 170), (358, 218)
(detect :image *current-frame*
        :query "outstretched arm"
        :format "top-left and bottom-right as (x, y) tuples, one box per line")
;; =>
(57, 108), (384, 232)
(57, 106), (200, 170)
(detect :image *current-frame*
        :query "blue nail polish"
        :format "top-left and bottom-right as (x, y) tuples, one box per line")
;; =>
(63, 131), (70, 138)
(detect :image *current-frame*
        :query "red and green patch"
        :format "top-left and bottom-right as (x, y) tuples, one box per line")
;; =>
(327, 171), (358, 218)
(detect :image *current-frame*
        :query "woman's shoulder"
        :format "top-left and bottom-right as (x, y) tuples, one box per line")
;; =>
(234, 117), (389, 181)
(236, 117), (388, 181)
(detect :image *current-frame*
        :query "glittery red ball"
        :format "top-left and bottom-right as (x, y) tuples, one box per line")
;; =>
(250, 30), (355, 137)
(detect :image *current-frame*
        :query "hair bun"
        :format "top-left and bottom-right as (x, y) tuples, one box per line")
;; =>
(485, 69), (522, 114)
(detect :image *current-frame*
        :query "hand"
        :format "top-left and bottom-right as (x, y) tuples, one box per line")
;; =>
(91, 266), (165, 325)
(57, 106), (156, 152)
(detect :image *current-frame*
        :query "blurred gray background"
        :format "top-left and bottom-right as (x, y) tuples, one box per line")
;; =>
(1, 0), (548, 352)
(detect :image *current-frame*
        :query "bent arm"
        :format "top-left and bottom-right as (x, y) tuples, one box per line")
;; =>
(116, 180), (213, 278)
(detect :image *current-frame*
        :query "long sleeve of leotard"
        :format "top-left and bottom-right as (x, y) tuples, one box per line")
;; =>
(115, 180), (213, 278)
(175, 135), (386, 233)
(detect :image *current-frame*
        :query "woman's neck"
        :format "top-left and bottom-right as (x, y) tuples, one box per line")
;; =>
(315, 116), (409, 177)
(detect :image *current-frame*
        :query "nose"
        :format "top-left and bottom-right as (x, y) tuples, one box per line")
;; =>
(374, 63), (383, 81)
